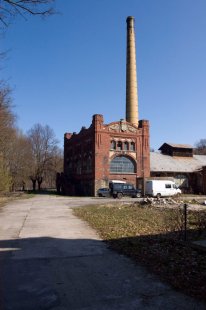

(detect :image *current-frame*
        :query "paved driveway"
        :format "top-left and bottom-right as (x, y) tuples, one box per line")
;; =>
(0, 195), (205, 310)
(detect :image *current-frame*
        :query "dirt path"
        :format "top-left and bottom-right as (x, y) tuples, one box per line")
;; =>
(0, 195), (205, 309)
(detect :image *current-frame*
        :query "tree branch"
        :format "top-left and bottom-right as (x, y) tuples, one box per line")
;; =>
(0, 0), (55, 26)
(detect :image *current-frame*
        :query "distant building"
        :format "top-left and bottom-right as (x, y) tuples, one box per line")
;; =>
(150, 143), (206, 194)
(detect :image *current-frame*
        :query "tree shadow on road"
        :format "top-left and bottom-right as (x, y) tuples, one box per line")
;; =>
(26, 189), (58, 196)
(0, 233), (206, 310)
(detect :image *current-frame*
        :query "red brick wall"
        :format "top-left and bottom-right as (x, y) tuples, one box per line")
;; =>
(63, 114), (150, 196)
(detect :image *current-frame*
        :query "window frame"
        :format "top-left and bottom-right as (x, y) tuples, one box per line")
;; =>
(110, 155), (136, 174)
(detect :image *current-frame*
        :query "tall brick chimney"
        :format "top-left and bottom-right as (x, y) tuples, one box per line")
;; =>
(126, 16), (139, 125)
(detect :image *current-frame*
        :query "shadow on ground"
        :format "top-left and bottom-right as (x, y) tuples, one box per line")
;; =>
(26, 189), (58, 196)
(0, 232), (206, 310)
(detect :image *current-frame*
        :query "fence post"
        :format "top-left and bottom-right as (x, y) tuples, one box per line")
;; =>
(183, 203), (187, 241)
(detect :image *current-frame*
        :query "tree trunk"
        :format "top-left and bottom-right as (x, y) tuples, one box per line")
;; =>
(30, 178), (36, 191)
(37, 177), (43, 191)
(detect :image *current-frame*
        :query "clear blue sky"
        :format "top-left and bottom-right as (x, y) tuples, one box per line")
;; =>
(2, 0), (206, 150)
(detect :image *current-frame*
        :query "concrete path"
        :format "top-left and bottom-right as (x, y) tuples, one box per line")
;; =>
(0, 195), (205, 310)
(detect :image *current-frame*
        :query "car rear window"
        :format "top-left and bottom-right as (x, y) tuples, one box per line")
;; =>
(113, 184), (123, 190)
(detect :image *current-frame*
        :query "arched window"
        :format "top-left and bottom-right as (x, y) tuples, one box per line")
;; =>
(110, 140), (116, 150)
(123, 142), (129, 150)
(66, 158), (73, 174)
(130, 142), (135, 151)
(82, 155), (92, 173)
(87, 156), (92, 172)
(68, 162), (73, 173)
(117, 141), (122, 151)
(110, 156), (136, 173)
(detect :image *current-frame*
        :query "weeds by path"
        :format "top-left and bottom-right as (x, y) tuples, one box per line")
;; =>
(73, 203), (206, 301)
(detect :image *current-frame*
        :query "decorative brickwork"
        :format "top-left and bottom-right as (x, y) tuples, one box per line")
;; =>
(62, 115), (150, 196)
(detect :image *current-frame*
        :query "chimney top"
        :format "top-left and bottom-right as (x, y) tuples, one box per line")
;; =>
(126, 16), (135, 27)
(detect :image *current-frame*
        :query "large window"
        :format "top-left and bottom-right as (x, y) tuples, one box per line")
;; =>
(110, 156), (135, 173)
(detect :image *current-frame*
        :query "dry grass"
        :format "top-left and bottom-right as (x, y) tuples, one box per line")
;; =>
(0, 196), (9, 206)
(73, 203), (206, 301)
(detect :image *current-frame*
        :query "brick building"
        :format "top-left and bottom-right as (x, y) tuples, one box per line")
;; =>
(57, 17), (151, 196)
(60, 115), (150, 196)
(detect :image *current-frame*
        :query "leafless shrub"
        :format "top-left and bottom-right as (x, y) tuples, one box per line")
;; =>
(162, 206), (185, 239)
(190, 211), (206, 236)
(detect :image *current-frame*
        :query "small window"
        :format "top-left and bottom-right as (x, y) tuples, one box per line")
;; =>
(123, 142), (129, 150)
(68, 162), (72, 169)
(87, 156), (92, 172)
(67, 161), (73, 174)
(130, 142), (135, 151)
(165, 184), (171, 189)
(110, 141), (116, 150)
(76, 160), (82, 175)
(117, 141), (122, 151)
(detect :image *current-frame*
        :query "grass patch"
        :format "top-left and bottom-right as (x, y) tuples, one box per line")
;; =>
(73, 203), (206, 301)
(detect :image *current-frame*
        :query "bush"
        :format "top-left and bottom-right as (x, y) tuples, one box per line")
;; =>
(0, 156), (12, 192)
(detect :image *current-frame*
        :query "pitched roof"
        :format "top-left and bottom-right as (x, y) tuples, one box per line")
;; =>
(159, 143), (193, 150)
(150, 152), (206, 173)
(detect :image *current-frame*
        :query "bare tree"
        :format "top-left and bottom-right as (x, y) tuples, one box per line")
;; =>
(45, 147), (63, 188)
(0, 0), (56, 191)
(0, 0), (55, 26)
(0, 105), (62, 192)
(0, 82), (15, 191)
(27, 123), (60, 191)
(0, 81), (15, 146)
(194, 139), (206, 155)
(0, 154), (12, 192)
(0, 82), (16, 161)
(8, 130), (33, 191)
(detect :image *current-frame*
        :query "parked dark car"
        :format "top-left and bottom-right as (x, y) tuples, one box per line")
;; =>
(110, 182), (142, 199)
(97, 187), (111, 197)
